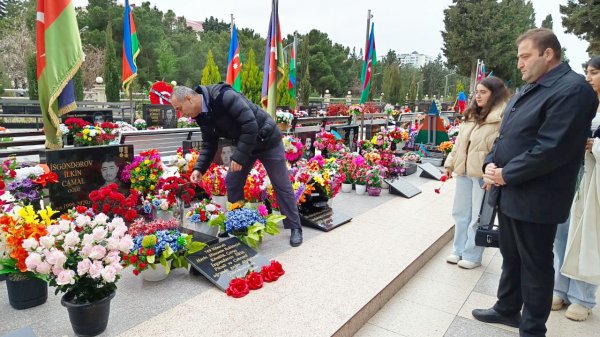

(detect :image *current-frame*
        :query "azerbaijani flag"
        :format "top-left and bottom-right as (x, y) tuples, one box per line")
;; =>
(360, 23), (376, 104)
(287, 42), (296, 99)
(122, 0), (140, 93)
(261, 0), (285, 117)
(226, 24), (242, 92)
(36, 0), (83, 149)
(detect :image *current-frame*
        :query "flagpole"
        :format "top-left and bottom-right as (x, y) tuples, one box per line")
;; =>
(230, 14), (234, 33)
(129, 84), (134, 124)
(293, 33), (298, 113)
(361, 9), (372, 141)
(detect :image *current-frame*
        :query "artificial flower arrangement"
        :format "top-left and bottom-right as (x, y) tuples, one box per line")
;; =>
(366, 165), (386, 188)
(243, 162), (268, 203)
(174, 147), (199, 174)
(388, 126), (409, 143)
(371, 127), (392, 150)
(282, 135), (303, 163)
(338, 152), (358, 184)
(362, 102), (379, 114)
(186, 198), (224, 223)
(326, 103), (349, 116)
(377, 150), (395, 177)
(64, 117), (91, 136)
(225, 260), (285, 298)
(352, 163), (371, 186)
(99, 122), (119, 136)
(4, 163), (58, 204)
(74, 125), (115, 146)
(0, 156), (17, 194)
(156, 175), (195, 206)
(177, 117), (198, 128)
(388, 156), (408, 177)
(114, 121), (137, 133)
(24, 209), (134, 304)
(348, 104), (363, 116)
(357, 139), (373, 153)
(363, 151), (381, 166)
(275, 110), (294, 125)
(292, 155), (345, 199)
(133, 119), (147, 130)
(312, 130), (338, 153)
(208, 202), (284, 249)
(402, 151), (421, 163)
(121, 149), (164, 195)
(384, 103), (394, 115)
(0, 205), (56, 278)
(124, 218), (206, 276)
(439, 141), (454, 155)
(200, 163), (228, 197)
(265, 184), (280, 211)
(88, 183), (140, 223)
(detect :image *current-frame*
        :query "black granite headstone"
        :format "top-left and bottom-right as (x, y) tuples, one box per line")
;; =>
(385, 177), (422, 198)
(182, 140), (202, 154)
(185, 237), (270, 291)
(62, 109), (113, 124)
(299, 207), (352, 232)
(46, 145), (133, 213)
(419, 162), (443, 180)
(330, 124), (359, 152)
(143, 104), (177, 128)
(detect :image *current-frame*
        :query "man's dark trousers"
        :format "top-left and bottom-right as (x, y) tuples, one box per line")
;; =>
(225, 141), (301, 230)
(493, 210), (558, 337)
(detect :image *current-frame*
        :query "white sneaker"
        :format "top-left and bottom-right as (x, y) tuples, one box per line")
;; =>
(565, 303), (592, 321)
(457, 260), (481, 269)
(551, 295), (565, 311)
(446, 254), (461, 264)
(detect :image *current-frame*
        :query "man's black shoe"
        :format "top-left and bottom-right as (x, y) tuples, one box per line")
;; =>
(290, 228), (303, 247)
(472, 308), (521, 328)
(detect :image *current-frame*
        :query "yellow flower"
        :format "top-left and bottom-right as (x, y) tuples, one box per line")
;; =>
(131, 178), (136, 183)
(83, 129), (90, 134)
(149, 174), (156, 180)
(38, 206), (58, 226)
(135, 167), (140, 172)
(150, 185), (155, 190)
(139, 176), (145, 181)
(144, 159), (150, 165)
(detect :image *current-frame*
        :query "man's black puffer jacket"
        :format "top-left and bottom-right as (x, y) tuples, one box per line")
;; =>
(192, 82), (281, 173)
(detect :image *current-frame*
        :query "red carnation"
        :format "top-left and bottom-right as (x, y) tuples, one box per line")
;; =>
(226, 278), (250, 298)
(133, 269), (140, 276)
(261, 265), (280, 282)
(138, 262), (147, 270)
(269, 260), (285, 277)
(129, 255), (139, 263)
(245, 271), (264, 290)
(76, 206), (87, 214)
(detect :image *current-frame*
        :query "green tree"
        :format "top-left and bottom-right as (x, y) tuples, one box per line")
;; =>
(442, 0), (535, 88)
(104, 21), (120, 102)
(203, 16), (230, 33)
(298, 37), (312, 107)
(561, 0), (600, 55)
(422, 55), (448, 99)
(157, 39), (176, 80)
(541, 14), (553, 29)
(74, 68), (84, 101)
(27, 52), (37, 99)
(382, 62), (402, 105)
(241, 49), (263, 105)
(201, 50), (222, 85)
(277, 63), (294, 108)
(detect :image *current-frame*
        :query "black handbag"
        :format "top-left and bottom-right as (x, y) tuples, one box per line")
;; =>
(474, 191), (499, 248)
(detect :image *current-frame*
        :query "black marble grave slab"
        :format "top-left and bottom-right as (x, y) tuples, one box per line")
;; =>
(300, 207), (352, 232)
(62, 108), (113, 124)
(46, 145), (133, 213)
(185, 237), (270, 291)
(385, 177), (422, 198)
(142, 104), (177, 128)
(419, 162), (443, 180)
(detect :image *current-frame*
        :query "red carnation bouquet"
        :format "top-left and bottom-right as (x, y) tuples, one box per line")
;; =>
(88, 183), (139, 222)
(156, 175), (195, 205)
(64, 117), (91, 135)
(243, 162), (267, 203)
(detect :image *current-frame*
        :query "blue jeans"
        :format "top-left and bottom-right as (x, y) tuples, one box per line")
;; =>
(553, 219), (598, 309)
(451, 175), (486, 263)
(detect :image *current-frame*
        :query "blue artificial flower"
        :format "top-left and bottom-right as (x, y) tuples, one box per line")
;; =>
(224, 208), (265, 233)
(143, 204), (152, 214)
(190, 214), (200, 223)
(152, 199), (161, 207)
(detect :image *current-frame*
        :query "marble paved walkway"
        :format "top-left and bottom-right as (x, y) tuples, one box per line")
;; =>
(355, 242), (600, 337)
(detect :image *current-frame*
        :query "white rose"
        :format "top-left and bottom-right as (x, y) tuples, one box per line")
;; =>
(103, 251), (120, 265)
(88, 261), (103, 279)
(106, 237), (120, 251)
(80, 244), (93, 258)
(206, 204), (216, 212)
(77, 259), (92, 276)
(94, 213), (108, 225)
(111, 224), (128, 239)
(22, 238), (38, 251)
(47, 225), (62, 236)
(100, 265), (117, 283)
(46, 249), (67, 267)
(39, 236), (55, 249)
(36, 261), (52, 275)
(160, 200), (169, 211)
(82, 233), (94, 246)
(118, 236), (134, 253)
(25, 252), (42, 270)
(75, 215), (90, 228)
(63, 231), (81, 247)
(56, 270), (76, 285)
(92, 227), (107, 241)
(89, 245), (107, 260)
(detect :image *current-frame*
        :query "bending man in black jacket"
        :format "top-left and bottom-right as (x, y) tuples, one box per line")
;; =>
(170, 84), (303, 247)
(471, 29), (598, 337)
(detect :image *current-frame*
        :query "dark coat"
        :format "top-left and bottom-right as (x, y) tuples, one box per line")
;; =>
(484, 63), (599, 224)
(192, 82), (281, 173)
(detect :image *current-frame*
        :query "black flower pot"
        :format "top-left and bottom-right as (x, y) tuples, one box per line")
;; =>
(6, 274), (48, 310)
(61, 291), (116, 337)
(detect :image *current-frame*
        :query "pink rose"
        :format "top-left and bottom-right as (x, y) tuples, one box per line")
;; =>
(46, 250), (67, 267)
(22, 238), (38, 251)
(81, 244), (93, 258)
(112, 224), (128, 239)
(103, 251), (120, 265)
(36, 261), (51, 274)
(92, 227), (107, 241)
(39, 236), (55, 249)
(101, 265), (117, 283)
(47, 225), (61, 236)
(118, 236), (134, 252)
(77, 259), (92, 276)
(81, 233), (94, 246)
(106, 237), (120, 251)
(89, 245), (107, 260)
(25, 252), (42, 270)
(63, 231), (80, 247)
(88, 261), (103, 279)
(56, 270), (75, 285)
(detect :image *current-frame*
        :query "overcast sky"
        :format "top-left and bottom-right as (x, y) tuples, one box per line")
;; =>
(74, 0), (591, 74)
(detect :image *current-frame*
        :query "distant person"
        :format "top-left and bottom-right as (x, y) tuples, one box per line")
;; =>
(472, 29), (598, 337)
(552, 56), (600, 322)
(170, 84), (303, 247)
(444, 76), (509, 269)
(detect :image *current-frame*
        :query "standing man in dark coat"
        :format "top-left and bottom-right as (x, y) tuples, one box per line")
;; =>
(472, 29), (598, 337)
(170, 83), (303, 247)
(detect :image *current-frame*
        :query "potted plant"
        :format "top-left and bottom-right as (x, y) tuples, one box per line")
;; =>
(0, 205), (56, 310)
(200, 163), (228, 209)
(275, 110), (294, 131)
(366, 166), (386, 197)
(186, 199), (224, 236)
(338, 153), (356, 193)
(24, 209), (134, 336)
(209, 203), (284, 249)
(133, 119), (147, 130)
(124, 218), (206, 281)
(353, 163), (370, 195)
